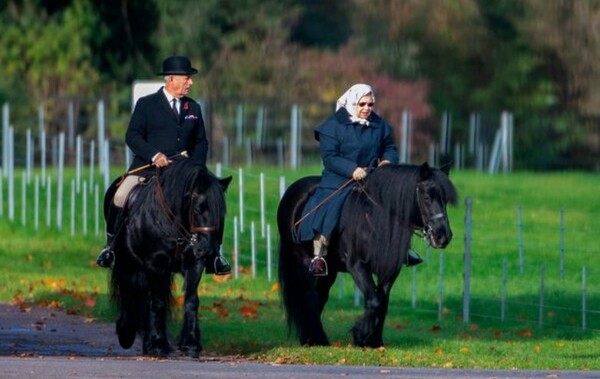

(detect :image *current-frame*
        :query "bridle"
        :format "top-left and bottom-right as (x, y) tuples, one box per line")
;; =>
(356, 176), (446, 246)
(415, 183), (446, 245)
(154, 172), (218, 248)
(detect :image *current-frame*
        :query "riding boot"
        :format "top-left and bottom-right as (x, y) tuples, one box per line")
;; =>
(405, 250), (423, 267)
(96, 204), (125, 268)
(308, 235), (328, 276)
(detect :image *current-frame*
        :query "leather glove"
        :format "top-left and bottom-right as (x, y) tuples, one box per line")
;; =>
(352, 167), (367, 181)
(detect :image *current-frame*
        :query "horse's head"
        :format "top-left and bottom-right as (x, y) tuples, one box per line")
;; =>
(415, 162), (458, 249)
(185, 174), (232, 260)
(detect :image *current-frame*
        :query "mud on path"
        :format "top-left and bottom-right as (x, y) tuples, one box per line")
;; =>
(0, 302), (143, 357)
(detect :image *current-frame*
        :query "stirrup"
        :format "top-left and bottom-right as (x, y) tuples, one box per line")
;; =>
(96, 247), (115, 268)
(207, 255), (231, 276)
(309, 256), (328, 276)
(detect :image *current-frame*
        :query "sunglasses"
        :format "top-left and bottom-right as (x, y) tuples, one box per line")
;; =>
(358, 102), (375, 107)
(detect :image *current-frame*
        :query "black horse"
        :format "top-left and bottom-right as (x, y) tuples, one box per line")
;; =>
(277, 162), (458, 347)
(107, 159), (231, 357)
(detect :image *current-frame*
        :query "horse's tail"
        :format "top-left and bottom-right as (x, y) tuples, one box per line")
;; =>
(277, 177), (329, 346)
(110, 247), (149, 349)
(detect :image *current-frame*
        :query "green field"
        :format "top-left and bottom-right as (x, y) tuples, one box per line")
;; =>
(0, 166), (599, 370)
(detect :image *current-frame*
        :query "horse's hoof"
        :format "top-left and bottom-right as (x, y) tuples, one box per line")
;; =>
(302, 336), (329, 347)
(179, 345), (202, 358)
(144, 343), (172, 358)
(116, 321), (136, 349)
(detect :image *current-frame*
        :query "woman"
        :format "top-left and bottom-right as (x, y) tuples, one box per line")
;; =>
(297, 83), (422, 276)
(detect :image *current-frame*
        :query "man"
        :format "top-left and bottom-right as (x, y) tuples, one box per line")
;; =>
(96, 55), (231, 275)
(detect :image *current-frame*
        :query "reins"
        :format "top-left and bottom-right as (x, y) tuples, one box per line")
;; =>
(293, 177), (355, 228)
(116, 150), (188, 186)
(153, 166), (216, 241)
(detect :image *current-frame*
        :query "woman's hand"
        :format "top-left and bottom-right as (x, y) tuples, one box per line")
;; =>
(352, 167), (367, 181)
(378, 159), (391, 167)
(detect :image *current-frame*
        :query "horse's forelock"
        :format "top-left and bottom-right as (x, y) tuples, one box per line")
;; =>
(432, 169), (459, 206)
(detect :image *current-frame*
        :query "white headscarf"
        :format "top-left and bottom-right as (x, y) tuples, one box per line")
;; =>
(335, 83), (375, 125)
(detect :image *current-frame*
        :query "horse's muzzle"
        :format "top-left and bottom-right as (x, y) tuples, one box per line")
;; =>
(424, 214), (453, 249)
(428, 230), (452, 248)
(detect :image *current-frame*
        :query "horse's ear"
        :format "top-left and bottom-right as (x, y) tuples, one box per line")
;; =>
(440, 161), (452, 176)
(419, 162), (433, 179)
(219, 176), (233, 191)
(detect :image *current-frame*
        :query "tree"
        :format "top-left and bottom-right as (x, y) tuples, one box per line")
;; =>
(521, 0), (600, 116)
(0, 0), (101, 133)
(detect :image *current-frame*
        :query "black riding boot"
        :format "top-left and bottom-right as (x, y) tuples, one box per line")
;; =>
(205, 252), (231, 276)
(96, 204), (125, 268)
(406, 251), (423, 267)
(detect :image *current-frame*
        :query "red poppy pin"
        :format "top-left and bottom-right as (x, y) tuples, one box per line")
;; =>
(183, 102), (189, 111)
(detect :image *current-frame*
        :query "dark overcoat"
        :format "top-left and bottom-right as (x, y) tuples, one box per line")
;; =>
(125, 88), (208, 171)
(297, 108), (399, 242)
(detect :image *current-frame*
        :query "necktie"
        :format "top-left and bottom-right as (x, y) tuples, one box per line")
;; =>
(172, 98), (179, 116)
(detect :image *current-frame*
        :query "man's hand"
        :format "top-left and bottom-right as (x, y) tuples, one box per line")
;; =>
(153, 152), (172, 168)
(378, 159), (391, 167)
(352, 167), (367, 181)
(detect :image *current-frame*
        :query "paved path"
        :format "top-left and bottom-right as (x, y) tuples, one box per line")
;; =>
(1, 303), (598, 378)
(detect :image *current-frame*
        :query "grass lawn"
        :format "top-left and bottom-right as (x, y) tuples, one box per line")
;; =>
(0, 166), (599, 370)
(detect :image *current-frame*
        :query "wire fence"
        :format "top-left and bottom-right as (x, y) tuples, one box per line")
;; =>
(1, 102), (599, 333)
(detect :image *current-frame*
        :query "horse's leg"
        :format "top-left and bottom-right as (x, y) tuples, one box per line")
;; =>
(347, 262), (395, 348)
(370, 280), (395, 347)
(178, 263), (203, 357)
(143, 273), (172, 357)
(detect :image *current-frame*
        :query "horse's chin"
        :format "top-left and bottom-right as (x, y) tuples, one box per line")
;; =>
(429, 235), (452, 249)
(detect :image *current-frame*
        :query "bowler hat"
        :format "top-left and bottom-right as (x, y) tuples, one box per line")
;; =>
(157, 56), (198, 76)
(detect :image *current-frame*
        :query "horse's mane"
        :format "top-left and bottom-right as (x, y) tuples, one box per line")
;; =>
(346, 163), (457, 281)
(130, 160), (226, 235)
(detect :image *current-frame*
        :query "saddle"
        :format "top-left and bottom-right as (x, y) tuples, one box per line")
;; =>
(104, 174), (156, 231)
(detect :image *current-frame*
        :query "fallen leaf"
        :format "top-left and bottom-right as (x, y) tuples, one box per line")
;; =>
(391, 322), (408, 330)
(18, 303), (31, 313)
(270, 283), (279, 292)
(518, 329), (533, 338)
(239, 305), (257, 319)
(172, 295), (184, 306)
(212, 274), (231, 283)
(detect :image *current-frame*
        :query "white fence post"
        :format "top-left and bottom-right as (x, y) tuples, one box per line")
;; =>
(463, 197), (472, 323)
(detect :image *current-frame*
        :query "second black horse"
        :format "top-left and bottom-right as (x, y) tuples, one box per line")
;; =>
(277, 162), (458, 347)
